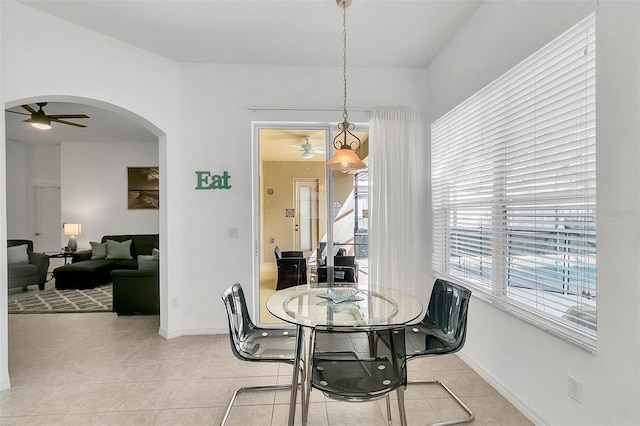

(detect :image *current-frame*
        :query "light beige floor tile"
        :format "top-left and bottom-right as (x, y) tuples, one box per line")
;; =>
(188, 355), (240, 379)
(117, 380), (186, 410)
(171, 378), (232, 408)
(324, 400), (387, 426)
(222, 404), (276, 426)
(2, 313), (533, 426)
(103, 409), (165, 425)
(159, 407), (221, 425)
(0, 412), (112, 426)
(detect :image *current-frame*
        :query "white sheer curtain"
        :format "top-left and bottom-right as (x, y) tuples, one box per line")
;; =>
(369, 109), (420, 296)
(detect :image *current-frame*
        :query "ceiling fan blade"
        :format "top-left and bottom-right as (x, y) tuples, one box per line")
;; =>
(6, 110), (31, 116)
(52, 119), (87, 128)
(21, 104), (37, 114)
(49, 114), (89, 119)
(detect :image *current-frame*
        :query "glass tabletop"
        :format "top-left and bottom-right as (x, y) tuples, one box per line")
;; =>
(266, 284), (423, 328)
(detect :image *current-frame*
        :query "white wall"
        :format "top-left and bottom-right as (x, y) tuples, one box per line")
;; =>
(177, 63), (426, 333)
(5, 141), (29, 239)
(0, 0), (8, 392)
(5, 142), (62, 246)
(60, 142), (159, 248)
(424, 1), (640, 425)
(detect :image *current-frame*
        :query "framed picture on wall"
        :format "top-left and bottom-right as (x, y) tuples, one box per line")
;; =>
(128, 166), (159, 209)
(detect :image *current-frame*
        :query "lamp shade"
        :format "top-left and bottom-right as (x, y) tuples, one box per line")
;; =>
(63, 223), (82, 236)
(325, 147), (366, 173)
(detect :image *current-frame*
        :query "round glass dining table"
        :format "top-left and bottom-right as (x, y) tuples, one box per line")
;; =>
(266, 284), (423, 426)
(266, 284), (423, 328)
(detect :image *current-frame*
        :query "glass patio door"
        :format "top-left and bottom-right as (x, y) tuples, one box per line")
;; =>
(254, 123), (369, 324)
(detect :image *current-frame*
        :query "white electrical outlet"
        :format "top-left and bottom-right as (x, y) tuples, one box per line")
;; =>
(568, 375), (582, 403)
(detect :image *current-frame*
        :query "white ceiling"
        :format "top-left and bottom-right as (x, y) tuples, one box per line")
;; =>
(6, 1), (482, 147)
(18, 0), (482, 68)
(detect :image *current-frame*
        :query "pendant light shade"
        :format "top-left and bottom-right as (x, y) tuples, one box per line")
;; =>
(326, 146), (366, 172)
(326, 0), (365, 173)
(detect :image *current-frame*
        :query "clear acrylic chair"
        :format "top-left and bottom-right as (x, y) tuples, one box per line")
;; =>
(405, 279), (474, 426)
(308, 326), (408, 425)
(221, 282), (301, 425)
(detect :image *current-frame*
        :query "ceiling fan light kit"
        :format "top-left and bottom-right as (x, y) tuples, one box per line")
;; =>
(30, 113), (51, 130)
(326, 0), (366, 173)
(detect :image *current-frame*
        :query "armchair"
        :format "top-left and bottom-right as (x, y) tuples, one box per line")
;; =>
(7, 239), (49, 290)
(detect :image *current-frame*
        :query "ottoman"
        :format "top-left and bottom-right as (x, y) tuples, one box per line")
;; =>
(53, 259), (119, 289)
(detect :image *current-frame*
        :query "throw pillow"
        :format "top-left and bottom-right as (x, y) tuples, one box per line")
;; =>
(152, 248), (160, 259)
(138, 255), (159, 271)
(90, 241), (108, 259)
(106, 239), (133, 260)
(7, 244), (29, 265)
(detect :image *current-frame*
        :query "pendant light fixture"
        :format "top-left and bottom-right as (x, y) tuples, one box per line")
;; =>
(325, 0), (366, 173)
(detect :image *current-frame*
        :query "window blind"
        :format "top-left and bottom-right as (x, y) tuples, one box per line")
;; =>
(432, 13), (596, 348)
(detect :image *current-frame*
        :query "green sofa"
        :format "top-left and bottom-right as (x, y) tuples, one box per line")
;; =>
(52, 234), (159, 290)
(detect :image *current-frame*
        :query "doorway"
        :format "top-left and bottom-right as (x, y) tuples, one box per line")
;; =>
(34, 185), (62, 253)
(255, 123), (370, 324)
(294, 178), (319, 255)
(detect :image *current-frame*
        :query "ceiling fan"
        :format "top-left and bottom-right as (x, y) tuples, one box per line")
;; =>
(291, 136), (325, 159)
(6, 102), (89, 129)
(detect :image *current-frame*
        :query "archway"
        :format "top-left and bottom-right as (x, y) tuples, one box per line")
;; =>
(2, 95), (169, 390)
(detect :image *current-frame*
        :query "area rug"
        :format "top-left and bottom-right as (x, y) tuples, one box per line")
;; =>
(8, 284), (112, 314)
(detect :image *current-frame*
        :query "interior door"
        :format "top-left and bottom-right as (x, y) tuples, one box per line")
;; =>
(34, 186), (61, 252)
(294, 179), (319, 256)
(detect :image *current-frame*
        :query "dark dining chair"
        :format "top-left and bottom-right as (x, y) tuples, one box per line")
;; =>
(220, 283), (301, 425)
(274, 245), (303, 260)
(274, 246), (308, 290)
(405, 279), (474, 425)
(316, 265), (356, 284)
(307, 326), (408, 425)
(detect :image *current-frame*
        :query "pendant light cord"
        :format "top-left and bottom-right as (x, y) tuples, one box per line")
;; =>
(342, 3), (348, 121)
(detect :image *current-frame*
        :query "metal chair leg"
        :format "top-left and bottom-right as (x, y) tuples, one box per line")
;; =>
(221, 383), (296, 426)
(408, 379), (474, 426)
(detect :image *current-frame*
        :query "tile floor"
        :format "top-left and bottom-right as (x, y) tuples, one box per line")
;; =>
(1, 311), (533, 425)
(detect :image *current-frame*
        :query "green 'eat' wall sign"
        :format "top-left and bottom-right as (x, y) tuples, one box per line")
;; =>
(195, 171), (232, 190)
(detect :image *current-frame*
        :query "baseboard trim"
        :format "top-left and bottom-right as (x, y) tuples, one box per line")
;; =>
(457, 352), (550, 426)
(159, 327), (227, 340)
(0, 375), (11, 392)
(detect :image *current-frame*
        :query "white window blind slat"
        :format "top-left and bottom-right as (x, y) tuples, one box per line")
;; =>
(431, 13), (597, 348)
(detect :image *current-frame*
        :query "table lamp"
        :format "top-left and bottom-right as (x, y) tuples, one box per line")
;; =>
(63, 223), (82, 252)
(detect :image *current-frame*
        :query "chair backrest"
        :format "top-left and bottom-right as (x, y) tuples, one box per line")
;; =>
(311, 326), (407, 401)
(317, 266), (356, 284)
(8, 239), (34, 253)
(425, 279), (472, 350)
(222, 282), (298, 361)
(334, 255), (355, 267)
(221, 283), (257, 360)
(275, 245), (303, 260)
